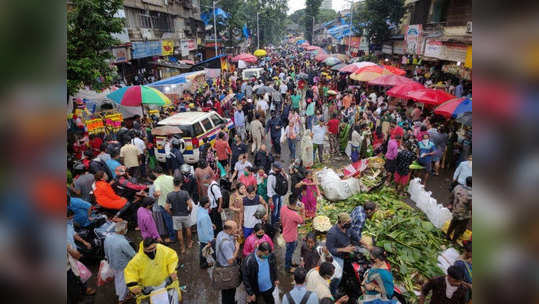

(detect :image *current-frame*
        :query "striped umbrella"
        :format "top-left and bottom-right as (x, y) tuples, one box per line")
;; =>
(107, 85), (172, 107)
(434, 97), (472, 118)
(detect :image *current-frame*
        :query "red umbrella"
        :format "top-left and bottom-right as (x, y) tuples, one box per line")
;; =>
(381, 65), (406, 76)
(231, 53), (257, 63)
(386, 83), (425, 99)
(405, 88), (456, 106)
(368, 75), (418, 87)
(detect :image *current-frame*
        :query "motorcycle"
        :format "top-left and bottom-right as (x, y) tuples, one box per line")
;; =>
(135, 276), (182, 304)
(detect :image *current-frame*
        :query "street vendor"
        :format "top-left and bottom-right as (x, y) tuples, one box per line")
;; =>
(326, 213), (354, 296)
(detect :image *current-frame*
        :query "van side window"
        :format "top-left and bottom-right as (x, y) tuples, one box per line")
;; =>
(211, 115), (223, 127)
(193, 122), (204, 137)
(201, 118), (213, 132)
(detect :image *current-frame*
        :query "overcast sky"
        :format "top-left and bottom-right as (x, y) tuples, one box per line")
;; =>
(288, 0), (351, 15)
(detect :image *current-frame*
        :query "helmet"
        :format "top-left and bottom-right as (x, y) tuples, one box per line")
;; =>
(254, 205), (267, 220)
(115, 165), (127, 176)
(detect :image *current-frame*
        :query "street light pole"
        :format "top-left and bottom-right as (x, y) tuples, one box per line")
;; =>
(312, 15), (315, 44)
(257, 12), (260, 49)
(348, 1), (353, 54)
(213, 0), (218, 56)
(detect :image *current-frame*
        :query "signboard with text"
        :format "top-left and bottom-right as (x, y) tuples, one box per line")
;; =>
(132, 41), (162, 59)
(423, 39), (443, 58)
(112, 47), (131, 63)
(405, 24), (423, 55)
(162, 40), (174, 56)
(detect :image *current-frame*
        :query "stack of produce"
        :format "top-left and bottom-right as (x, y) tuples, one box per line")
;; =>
(315, 187), (451, 299)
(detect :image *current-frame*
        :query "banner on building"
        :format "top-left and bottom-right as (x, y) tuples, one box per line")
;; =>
(142, 0), (164, 6)
(112, 47), (131, 63)
(382, 44), (392, 54)
(131, 41), (162, 59)
(440, 43), (468, 63)
(359, 36), (369, 52)
(405, 24), (423, 55)
(424, 39), (443, 58)
(180, 39), (197, 51)
(465, 46), (472, 68)
(162, 40), (174, 56)
(343, 36), (361, 48)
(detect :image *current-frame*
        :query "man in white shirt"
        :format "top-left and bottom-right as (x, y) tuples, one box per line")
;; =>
(369, 92), (377, 103)
(279, 82), (288, 98)
(207, 178), (223, 235)
(312, 120), (327, 164)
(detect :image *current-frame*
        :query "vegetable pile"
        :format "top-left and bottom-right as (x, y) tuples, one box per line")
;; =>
(315, 187), (451, 298)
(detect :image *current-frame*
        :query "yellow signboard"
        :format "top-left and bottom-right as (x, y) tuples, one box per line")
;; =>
(162, 40), (174, 56)
(464, 46), (472, 68)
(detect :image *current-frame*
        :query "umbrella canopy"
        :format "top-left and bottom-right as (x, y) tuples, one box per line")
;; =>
(386, 83), (425, 99)
(368, 75), (417, 87)
(327, 90), (338, 95)
(381, 65), (406, 76)
(322, 57), (342, 66)
(254, 49), (267, 57)
(107, 85), (172, 107)
(231, 53), (257, 63)
(297, 72), (309, 79)
(339, 62), (377, 73)
(255, 86), (276, 95)
(350, 65), (392, 82)
(151, 126), (182, 136)
(331, 53), (349, 62)
(305, 45), (320, 51)
(434, 97), (472, 118)
(405, 88), (456, 106)
(315, 52), (329, 62)
(331, 63), (347, 71)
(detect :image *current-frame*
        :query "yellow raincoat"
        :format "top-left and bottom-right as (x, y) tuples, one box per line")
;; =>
(124, 241), (179, 291)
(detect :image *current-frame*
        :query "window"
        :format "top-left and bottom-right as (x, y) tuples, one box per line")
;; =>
(176, 125), (194, 138)
(201, 118), (213, 132)
(193, 123), (204, 137)
(126, 8), (174, 32)
(138, 11), (152, 28)
(211, 115), (224, 127)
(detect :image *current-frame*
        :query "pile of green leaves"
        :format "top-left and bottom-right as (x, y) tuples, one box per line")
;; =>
(317, 187), (451, 297)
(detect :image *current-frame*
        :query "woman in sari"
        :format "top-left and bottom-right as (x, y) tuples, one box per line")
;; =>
(228, 182), (246, 229)
(360, 247), (395, 302)
(297, 170), (319, 218)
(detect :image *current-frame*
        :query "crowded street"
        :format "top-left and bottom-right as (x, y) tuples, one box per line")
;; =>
(68, 1), (472, 303)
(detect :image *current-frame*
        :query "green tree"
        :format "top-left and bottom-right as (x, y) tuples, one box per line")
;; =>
(67, 0), (124, 98)
(288, 8), (306, 26)
(317, 9), (338, 24)
(304, 0), (322, 43)
(365, 0), (405, 49)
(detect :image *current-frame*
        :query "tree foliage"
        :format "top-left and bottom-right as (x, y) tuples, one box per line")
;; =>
(67, 0), (124, 98)
(365, 0), (405, 49)
(317, 9), (338, 24)
(304, 0), (322, 43)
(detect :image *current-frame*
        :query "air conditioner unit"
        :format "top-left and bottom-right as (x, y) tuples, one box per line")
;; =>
(466, 21), (472, 33)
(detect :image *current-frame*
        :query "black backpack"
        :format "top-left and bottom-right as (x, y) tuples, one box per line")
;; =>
(270, 172), (288, 196)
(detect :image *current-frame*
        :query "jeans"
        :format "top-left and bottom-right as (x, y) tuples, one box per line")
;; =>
(306, 115), (313, 130)
(287, 138), (297, 159)
(285, 241), (297, 271)
(222, 287), (236, 304)
(271, 195), (283, 225)
(161, 207), (177, 241)
(313, 143), (324, 163)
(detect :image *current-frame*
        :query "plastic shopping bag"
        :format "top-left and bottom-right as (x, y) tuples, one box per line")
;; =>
(76, 261), (92, 283)
(97, 260), (114, 287)
(280, 129), (286, 144)
(272, 286), (281, 304)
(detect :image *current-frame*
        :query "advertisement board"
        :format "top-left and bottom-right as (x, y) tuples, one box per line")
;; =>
(131, 41), (162, 59)
(405, 24), (423, 55)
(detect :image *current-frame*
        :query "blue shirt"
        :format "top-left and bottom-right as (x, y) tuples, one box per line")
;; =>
(255, 253), (272, 292)
(69, 197), (92, 227)
(350, 206), (367, 243)
(234, 110), (246, 127)
(196, 206), (214, 244)
(105, 158), (122, 178)
(67, 220), (77, 249)
(282, 285), (319, 304)
(418, 140), (435, 162)
(104, 232), (136, 270)
(453, 160), (472, 185)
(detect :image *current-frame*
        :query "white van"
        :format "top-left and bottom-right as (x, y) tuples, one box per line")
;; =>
(154, 111), (234, 164)
(242, 68), (264, 80)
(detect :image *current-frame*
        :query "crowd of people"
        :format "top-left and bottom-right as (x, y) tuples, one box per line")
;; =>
(67, 44), (472, 304)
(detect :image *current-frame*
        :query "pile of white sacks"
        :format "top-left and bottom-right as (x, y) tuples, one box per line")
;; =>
(407, 178), (453, 228)
(317, 167), (361, 201)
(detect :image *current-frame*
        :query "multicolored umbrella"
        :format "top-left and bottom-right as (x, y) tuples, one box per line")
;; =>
(381, 65), (406, 76)
(405, 88), (456, 106)
(107, 85), (172, 107)
(231, 53), (257, 63)
(350, 65), (392, 82)
(253, 49), (267, 57)
(322, 57), (342, 66)
(339, 62), (377, 73)
(368, 75), (417, 87)
(434, 97), (472, 118)
(386, 83), (425, 99)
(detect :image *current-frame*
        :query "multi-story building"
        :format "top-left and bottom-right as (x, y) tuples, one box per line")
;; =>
(320, 0), (333, 10)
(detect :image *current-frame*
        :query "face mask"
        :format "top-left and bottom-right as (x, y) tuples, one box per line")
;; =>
(343, 223), (351, 229)
(256, 234), (264, 239)
(422, 139), (429, 145)
(145, 250), (156, 260)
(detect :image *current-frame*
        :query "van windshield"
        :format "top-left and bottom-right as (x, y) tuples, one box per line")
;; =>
(175, 125), (194, 138)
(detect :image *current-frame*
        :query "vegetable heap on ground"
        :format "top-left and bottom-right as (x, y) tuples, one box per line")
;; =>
(315, 187), (451, 298)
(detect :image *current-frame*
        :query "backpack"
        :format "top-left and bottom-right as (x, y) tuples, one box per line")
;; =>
(270, 172), (288, 196)
(210, 183), (230, 209)
(285, 290), (313, 304)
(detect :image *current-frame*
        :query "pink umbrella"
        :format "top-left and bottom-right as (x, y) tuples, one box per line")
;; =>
(368, 75), (418, 87)
(386, 83), (425, 99)
(315, 52), (329, 62)
(339, 62), (377, 73)
(231, 53), (257, 63)
(405, 88), (456, 106)
(381, 65), (406, 76)
(305, 45), (321, 51)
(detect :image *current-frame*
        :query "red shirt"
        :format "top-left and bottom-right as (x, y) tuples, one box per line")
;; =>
(213, 139), (231, 161)
(280, 205), (304, 242)
(327, 119), (340, 135)
(239, 174), (257, 188)
(390, 126), (404, 139)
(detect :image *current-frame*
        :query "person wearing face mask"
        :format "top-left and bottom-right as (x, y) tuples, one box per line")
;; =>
(124, 237), (179, 297)
(360, 246), (395, 301)
(104, 221), (136, 304)
(326, 213), (354, 296)
(242, 242), (279, 304)
(231, 153), (253, 182)
(243, 223), (274, 257)
(418, 265), (468, 304)
(417, 133), (436, 185)
(216, 220), (241, 304)
(196, 198), (215, 269)
(305, 262), (338, 301)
